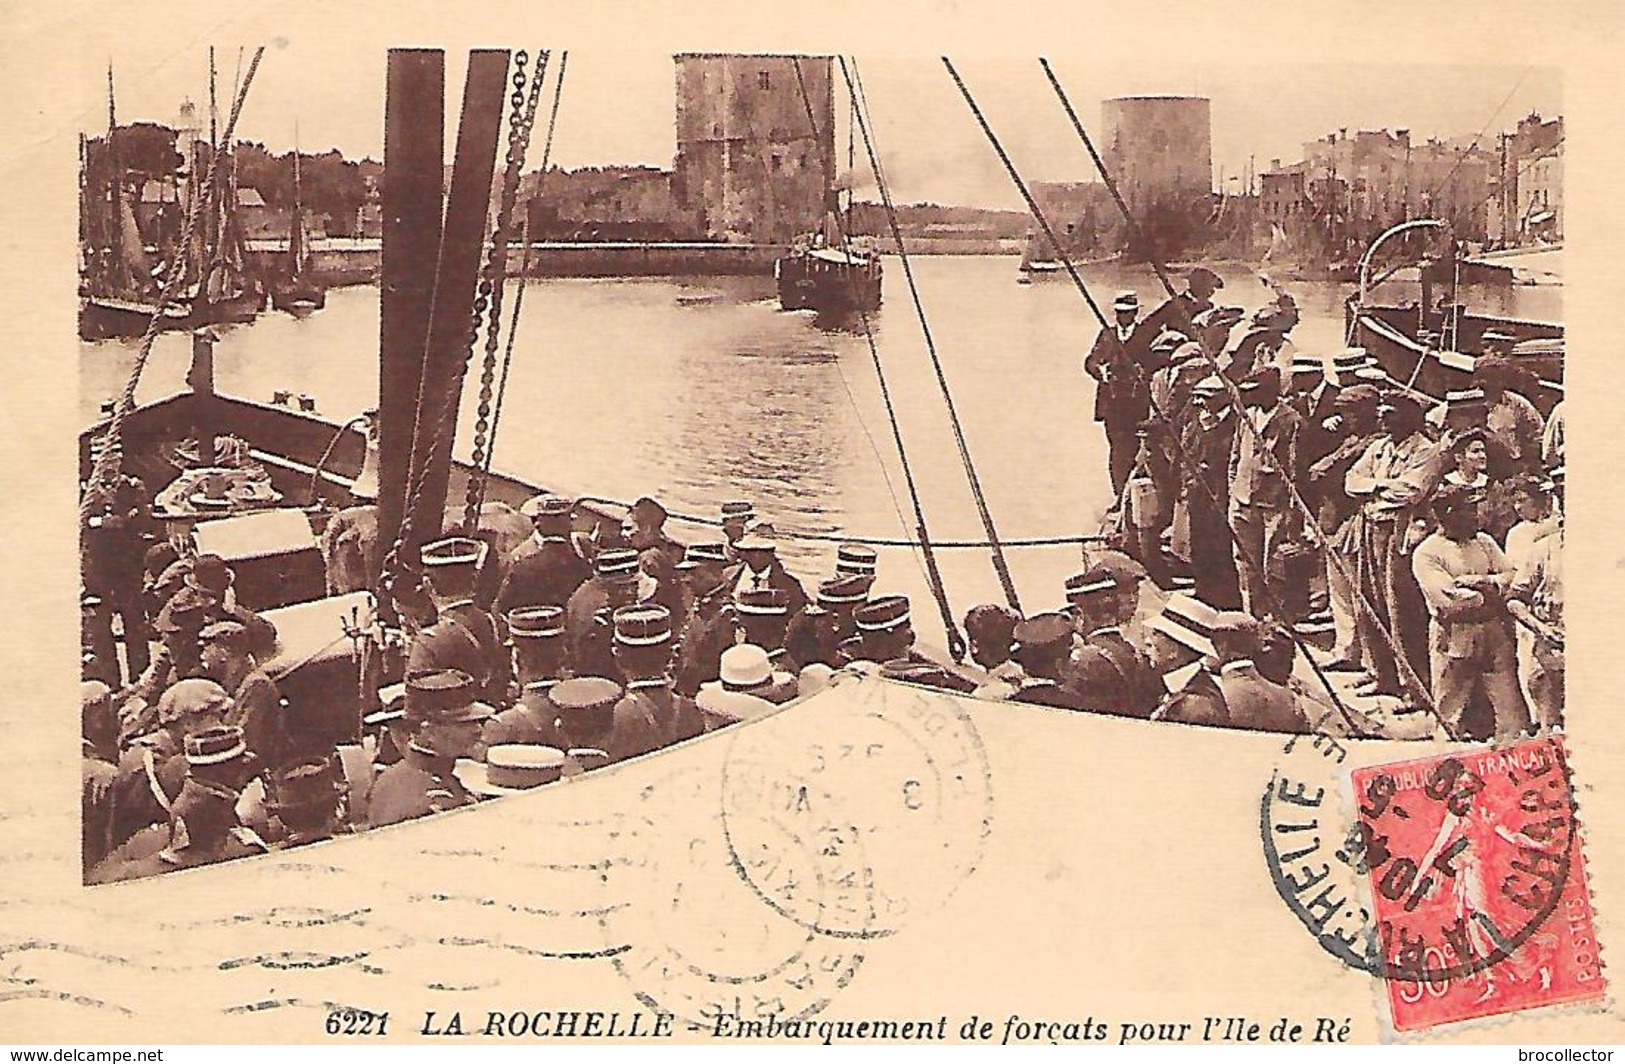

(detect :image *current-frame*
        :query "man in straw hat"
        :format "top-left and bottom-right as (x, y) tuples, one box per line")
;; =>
(1145, 595), (1229, 728)
(494, 494), (591, 615)
(1180, 374), (1243, 610)
(1084, 289), (1149, 495)
(729, 527), (809, 616)
(1228, 366), (1302, 618)
(1307, 383), (1385, 672)
(696, 645), (796, 729)
(368, 669), (494, 827)
(1344, 391), (1448, 701)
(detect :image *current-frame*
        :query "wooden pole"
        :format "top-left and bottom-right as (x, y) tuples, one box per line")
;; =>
(377, 48), (445, 569)
(411, 49), (511, 542)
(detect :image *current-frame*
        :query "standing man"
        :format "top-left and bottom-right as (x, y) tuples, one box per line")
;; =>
(564, 547), (648, 683)
(1181, 376), (1243, 610)
(1084, 290), (1148, 496)
(409, 537), (511, 705)
(1228, 367), (1302, 618)
(1411, 485), (1531, 741)
(494, 494), (591, 616)
(729, 531), (810, 616)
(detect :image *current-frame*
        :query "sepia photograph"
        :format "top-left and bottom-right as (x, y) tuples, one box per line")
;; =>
(3, 0), (1620, 1048)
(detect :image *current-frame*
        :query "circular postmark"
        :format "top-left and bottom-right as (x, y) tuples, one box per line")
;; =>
(718, 673), (994, 940)
(1260, 727), (1597, 1028)
(597, 762), (865, 1029)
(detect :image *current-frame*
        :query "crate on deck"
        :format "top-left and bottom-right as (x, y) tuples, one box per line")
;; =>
(193, 508), (327, 611)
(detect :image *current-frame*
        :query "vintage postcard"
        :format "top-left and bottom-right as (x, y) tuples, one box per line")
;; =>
(4, 0), (1621, 1047)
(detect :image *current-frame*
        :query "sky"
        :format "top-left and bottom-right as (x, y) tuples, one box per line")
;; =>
(22, 2), (1572, 210)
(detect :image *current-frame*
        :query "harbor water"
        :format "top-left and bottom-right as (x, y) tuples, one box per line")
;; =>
(79, 256), (1561, 641)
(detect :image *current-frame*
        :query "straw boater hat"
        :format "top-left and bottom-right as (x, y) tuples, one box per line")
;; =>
(1112, 290), (1138, 312)
(1146, 594), (1220, 658)
(1289, 353), (1326, 380)
(720, 500), (756, 525)
(459, 744), (568, 798)
(696, 645), (795, 728)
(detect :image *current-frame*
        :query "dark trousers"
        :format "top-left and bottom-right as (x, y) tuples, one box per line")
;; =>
(1103, 417), (1140, 499)
(83, 581), (151, 686)
(1189, 494), (1242, 610)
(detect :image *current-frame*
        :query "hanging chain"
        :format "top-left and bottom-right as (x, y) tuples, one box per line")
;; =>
(462, 49), (547, 531)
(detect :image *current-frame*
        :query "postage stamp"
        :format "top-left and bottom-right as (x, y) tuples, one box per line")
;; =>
(1347, 736), (1604, 1032)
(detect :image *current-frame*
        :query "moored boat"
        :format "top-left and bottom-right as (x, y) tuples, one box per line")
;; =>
(1344, 219), (1563, 414)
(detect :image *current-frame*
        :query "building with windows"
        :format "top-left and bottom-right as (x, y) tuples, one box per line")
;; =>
(672, 54), (836, 243)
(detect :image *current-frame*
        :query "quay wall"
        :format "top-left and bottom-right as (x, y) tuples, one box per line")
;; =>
(246, 237), (1025, 284)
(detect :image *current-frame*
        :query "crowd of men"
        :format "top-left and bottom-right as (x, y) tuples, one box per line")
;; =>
(78, 264), (1565, 884)
(1082, 267), (1564, 743)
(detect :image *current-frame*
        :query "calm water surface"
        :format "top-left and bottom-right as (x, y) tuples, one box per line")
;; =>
(80, 257), (1561, 637)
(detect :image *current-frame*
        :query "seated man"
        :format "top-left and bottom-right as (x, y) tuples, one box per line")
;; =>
(1062, 576), (1162, 717)
(1145, 595), (1230, 728)
(1008, 614), (1079, 708)
(1207, 611), (1310, 733)
(696, 645), (797, 729)
(368, 669), (493, 828)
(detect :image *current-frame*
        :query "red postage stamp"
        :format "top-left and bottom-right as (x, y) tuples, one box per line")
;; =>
(1347, 735), (1605, 1032)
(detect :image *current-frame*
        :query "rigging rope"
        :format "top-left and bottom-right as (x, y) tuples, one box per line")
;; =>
(845, 57), (1024, 617)
(81, 46), (266, 524)
(1033, 58), (1444, 734)
(478, 51), (568, 515)
(790, 57), (966, 662)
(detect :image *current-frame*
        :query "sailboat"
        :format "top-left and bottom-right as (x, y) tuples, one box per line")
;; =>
(271, 136), (328, 315)
(1016, 229), (1063, 282)
(78, 69), (194, 341)
(79, 59), (266, 340)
